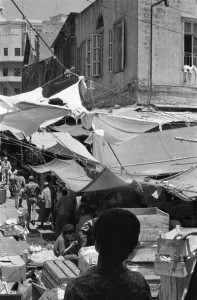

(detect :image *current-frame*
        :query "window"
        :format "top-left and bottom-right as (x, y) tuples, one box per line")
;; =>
(81, 42), (86, 76)
(14, 68), (21, 76)
(108, 29), (113, 72)
(4, 48), (8, 56)
(92, 34), (102, 77)
(15, 48), (20, 56)
(86, 39), (92, 78)
(3, 68), (8, 76)
(3, 88), (8, 96)
(114, 19), (125, 73)
(184, 22), (197, 66)
(76, 47), (81, 75)
(14, 88), (20, 94)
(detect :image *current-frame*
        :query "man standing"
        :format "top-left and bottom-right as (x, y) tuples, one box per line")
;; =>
(1, 157), (11, 184)
(55, 188), (72, 238)
(25, 175), (40, 226)
(37, 182), (51, 229)
(17, 170), (26, 208)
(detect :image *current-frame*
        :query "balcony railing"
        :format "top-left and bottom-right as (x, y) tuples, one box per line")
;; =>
(0, 56), (24, 62)
(184, 52), (197, 66)
(0, 76), (22, 82)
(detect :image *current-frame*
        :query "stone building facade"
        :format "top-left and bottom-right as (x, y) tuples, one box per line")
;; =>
(22, 0), (197, 106)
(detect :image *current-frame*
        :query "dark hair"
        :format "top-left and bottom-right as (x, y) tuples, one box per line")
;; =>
(93, 208), (140, 263)
(63, 224), (75, 235)
(62, 188), (68, 196)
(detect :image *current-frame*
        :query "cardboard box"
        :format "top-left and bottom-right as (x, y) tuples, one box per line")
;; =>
(23, 283), (47, 300)
(158, 227), (197, 257)
(0, 256), (26, 283)
(124, 207), (169, 242)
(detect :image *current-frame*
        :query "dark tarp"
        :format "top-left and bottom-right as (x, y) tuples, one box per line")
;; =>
(80, 167), (133, 192)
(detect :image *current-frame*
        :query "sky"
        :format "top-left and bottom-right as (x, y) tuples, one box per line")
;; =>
(1, 0), (90, 21)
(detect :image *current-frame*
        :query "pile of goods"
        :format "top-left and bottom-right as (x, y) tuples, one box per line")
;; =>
(154, 226), (197, 300)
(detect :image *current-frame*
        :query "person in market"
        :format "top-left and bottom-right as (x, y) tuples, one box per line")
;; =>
(76, 204), (97, 248)
(37, 181), (52, 229)
(55, 188), (73, 238)
(1, 156), (11, 184)
(48, 179), (57, 229)
(25, 175), (40, 227)
(9, 174), (20, 209)
(16, 170), (26, 207)
(54, 223), (79, 264)
(64, 208), (152, 300)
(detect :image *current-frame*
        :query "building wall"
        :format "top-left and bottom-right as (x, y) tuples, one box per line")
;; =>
(0, 21), (25, 95)
(138, 0), (197, 87)
(75, 0), (138, 106)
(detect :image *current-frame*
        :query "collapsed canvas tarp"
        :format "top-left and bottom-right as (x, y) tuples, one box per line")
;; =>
(83, 112), (159, 144)
(49, 76), (88, 117)
(31, 158), (91, 192)
(162, 165), (197, 199)
(92, 126), (197, 176)
(31, 132), (99, 164)
(80, 167), (133, 192)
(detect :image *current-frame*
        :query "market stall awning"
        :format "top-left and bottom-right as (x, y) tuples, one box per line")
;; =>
(49, 76), (88, 116)
(162, 165), (197, 199)
(31, 158), (91, 192)
(82, 112), (159, 144)
(80, 167), (132, 192)
(31, 132), (99, 165)
(51, 124), (90, 136)
(0, 102), (71, 138)
(92, 126), (197, 176)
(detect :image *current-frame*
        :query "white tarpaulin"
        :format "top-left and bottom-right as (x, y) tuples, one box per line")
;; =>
(31, 158), (91, 192)
(0, 102), (71, 138)
(31, 131), (99, 164)
(49, 76), (88, 117)
(82, 112), (159, 144)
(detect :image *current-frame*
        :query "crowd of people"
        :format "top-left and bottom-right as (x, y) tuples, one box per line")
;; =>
(2, 157), (155, 299)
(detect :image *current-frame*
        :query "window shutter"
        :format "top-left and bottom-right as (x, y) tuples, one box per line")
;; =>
(86, 39), (92, 78)
(121, 19), (125, 70)
(92, 34), (102, 77)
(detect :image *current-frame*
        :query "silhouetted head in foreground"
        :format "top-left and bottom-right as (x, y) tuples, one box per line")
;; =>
(93, 208), (140, 264)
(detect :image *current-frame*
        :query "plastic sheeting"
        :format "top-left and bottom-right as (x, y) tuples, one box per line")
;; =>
(31, 158), (91, 192)
(92, 126), (197, 176)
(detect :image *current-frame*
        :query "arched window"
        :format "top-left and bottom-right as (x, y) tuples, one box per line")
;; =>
(96, 14), (104, 30)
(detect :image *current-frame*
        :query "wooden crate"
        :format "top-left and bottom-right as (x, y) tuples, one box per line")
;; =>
(154, 253), (197, 278)
(42, 260), (80, 288)
(158, 228), (197, 257)
(159, 275), (191, 300)
(124, 207), (169, 242)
